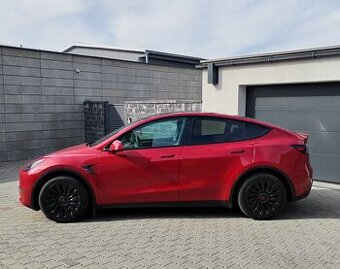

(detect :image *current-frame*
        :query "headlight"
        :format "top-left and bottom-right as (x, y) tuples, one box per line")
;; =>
(24, 159), (45, 171)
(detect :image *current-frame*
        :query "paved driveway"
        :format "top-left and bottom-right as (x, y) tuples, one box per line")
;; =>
(0, 161), (339, 269)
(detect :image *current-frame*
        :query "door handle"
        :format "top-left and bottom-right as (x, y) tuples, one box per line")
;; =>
(230, 150), (245, 154)
(160, 154), (175, 158)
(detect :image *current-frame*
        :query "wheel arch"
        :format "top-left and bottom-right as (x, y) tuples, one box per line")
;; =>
(229, 166), (295, 208)
(31, 169), (96, 211)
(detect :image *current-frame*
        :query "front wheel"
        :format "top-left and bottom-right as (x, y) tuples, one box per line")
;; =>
(39, 176), (89, 223)
(238, 173), (287, 220)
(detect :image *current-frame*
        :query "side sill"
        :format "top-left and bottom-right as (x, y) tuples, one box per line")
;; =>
(96, 200), (231, 210)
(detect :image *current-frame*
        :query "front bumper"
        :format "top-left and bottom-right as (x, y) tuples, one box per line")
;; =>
(19, 169), (38, 209)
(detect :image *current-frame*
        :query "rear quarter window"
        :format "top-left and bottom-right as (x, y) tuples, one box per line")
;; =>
(245, 123), (269, 139)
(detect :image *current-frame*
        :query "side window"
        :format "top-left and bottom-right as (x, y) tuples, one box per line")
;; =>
(229, 121), (245, 141)
(245, 123), (269, 139)
(119, 117), (187, 149)
(189, 117), (246, 145)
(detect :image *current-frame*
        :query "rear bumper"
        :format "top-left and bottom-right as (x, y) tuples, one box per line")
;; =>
(289, 153), (313, 201)
(292, 176), (313, 201)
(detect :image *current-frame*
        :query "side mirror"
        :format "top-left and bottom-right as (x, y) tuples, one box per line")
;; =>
(109, 140), (123, 153)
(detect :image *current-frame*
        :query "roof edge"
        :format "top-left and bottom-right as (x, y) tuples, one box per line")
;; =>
(0, 44), (144, 64)
(145, 50), (205, 61)
(63, 44), (144, 54)
(199, 45), (340, 68)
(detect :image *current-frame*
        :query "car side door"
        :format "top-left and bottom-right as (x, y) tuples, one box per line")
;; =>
(178, 116), (255, 202)
(96, 117), (188, 205)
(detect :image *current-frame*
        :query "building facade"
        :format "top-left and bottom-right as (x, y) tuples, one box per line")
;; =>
(199, 46), (340, 183)
(0, 45), (201, 161)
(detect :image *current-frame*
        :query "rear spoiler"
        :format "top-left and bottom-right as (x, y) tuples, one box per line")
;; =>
(295, 132), (309, 144)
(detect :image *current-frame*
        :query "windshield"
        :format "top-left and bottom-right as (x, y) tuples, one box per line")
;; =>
(90, 123), (131, 147)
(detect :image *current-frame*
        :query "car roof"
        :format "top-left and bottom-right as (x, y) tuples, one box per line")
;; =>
(142, 112), (275, 128)
(144, 112), (299, 135)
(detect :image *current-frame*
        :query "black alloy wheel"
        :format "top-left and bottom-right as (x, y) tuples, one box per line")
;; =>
(39, 176), (89, 223)
(238, 173), (287, 220)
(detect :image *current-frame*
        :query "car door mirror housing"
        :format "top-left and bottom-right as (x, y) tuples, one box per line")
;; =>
(109, 140), (124, 153)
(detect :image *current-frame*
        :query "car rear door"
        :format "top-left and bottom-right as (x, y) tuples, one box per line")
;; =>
(178, 117), (255, 202)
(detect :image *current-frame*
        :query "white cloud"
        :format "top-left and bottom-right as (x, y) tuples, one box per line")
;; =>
(0, 0), (94, 50)
(1, 0), (340, 58)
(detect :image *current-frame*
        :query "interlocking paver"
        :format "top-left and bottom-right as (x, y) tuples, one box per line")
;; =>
(1, 161), (340, 268)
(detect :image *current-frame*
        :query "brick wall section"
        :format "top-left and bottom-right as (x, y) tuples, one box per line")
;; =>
(0, 46), (201, 161)
(125, 100), (202, 122)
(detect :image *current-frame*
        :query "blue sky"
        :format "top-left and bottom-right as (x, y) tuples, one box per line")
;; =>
(1, 0), (340, 58)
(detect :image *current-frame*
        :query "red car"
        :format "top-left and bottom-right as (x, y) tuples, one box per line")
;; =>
(19, 112), (313, 222)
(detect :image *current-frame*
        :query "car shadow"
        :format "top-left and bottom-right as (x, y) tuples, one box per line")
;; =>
(279, 187), (340, 220)
(81, 188), (340, 222)
(84, 206), (243, 222)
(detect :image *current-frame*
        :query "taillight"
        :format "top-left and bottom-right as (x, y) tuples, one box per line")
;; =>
(292, 144), (308, 154)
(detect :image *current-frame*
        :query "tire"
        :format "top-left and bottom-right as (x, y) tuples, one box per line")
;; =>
(39, 176), (89, 223)
(238, 173), (287, 220)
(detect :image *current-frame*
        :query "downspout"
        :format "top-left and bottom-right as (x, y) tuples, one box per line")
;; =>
(145, 51), (149, 64)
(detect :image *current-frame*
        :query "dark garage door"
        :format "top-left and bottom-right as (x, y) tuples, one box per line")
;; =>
(247, 83), (340, 183)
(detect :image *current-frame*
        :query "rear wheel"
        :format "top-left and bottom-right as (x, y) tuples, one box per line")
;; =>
(238, 173), (287, 220)
(39, 176), (89, 223)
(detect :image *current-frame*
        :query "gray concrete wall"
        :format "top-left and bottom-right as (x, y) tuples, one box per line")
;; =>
(125, 100), (202, 122)
(0, 45), (201, 161)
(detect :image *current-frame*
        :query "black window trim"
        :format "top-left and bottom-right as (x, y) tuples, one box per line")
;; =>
(104, 115), (271, 150)
(185, 116), (271, 146)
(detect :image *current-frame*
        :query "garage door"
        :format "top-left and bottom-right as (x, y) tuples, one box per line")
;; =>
(246, 83), (340, 183)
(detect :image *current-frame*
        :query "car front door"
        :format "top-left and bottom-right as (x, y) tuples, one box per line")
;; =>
(96, 117), (187, 205)
(178, 117), (255, 202)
